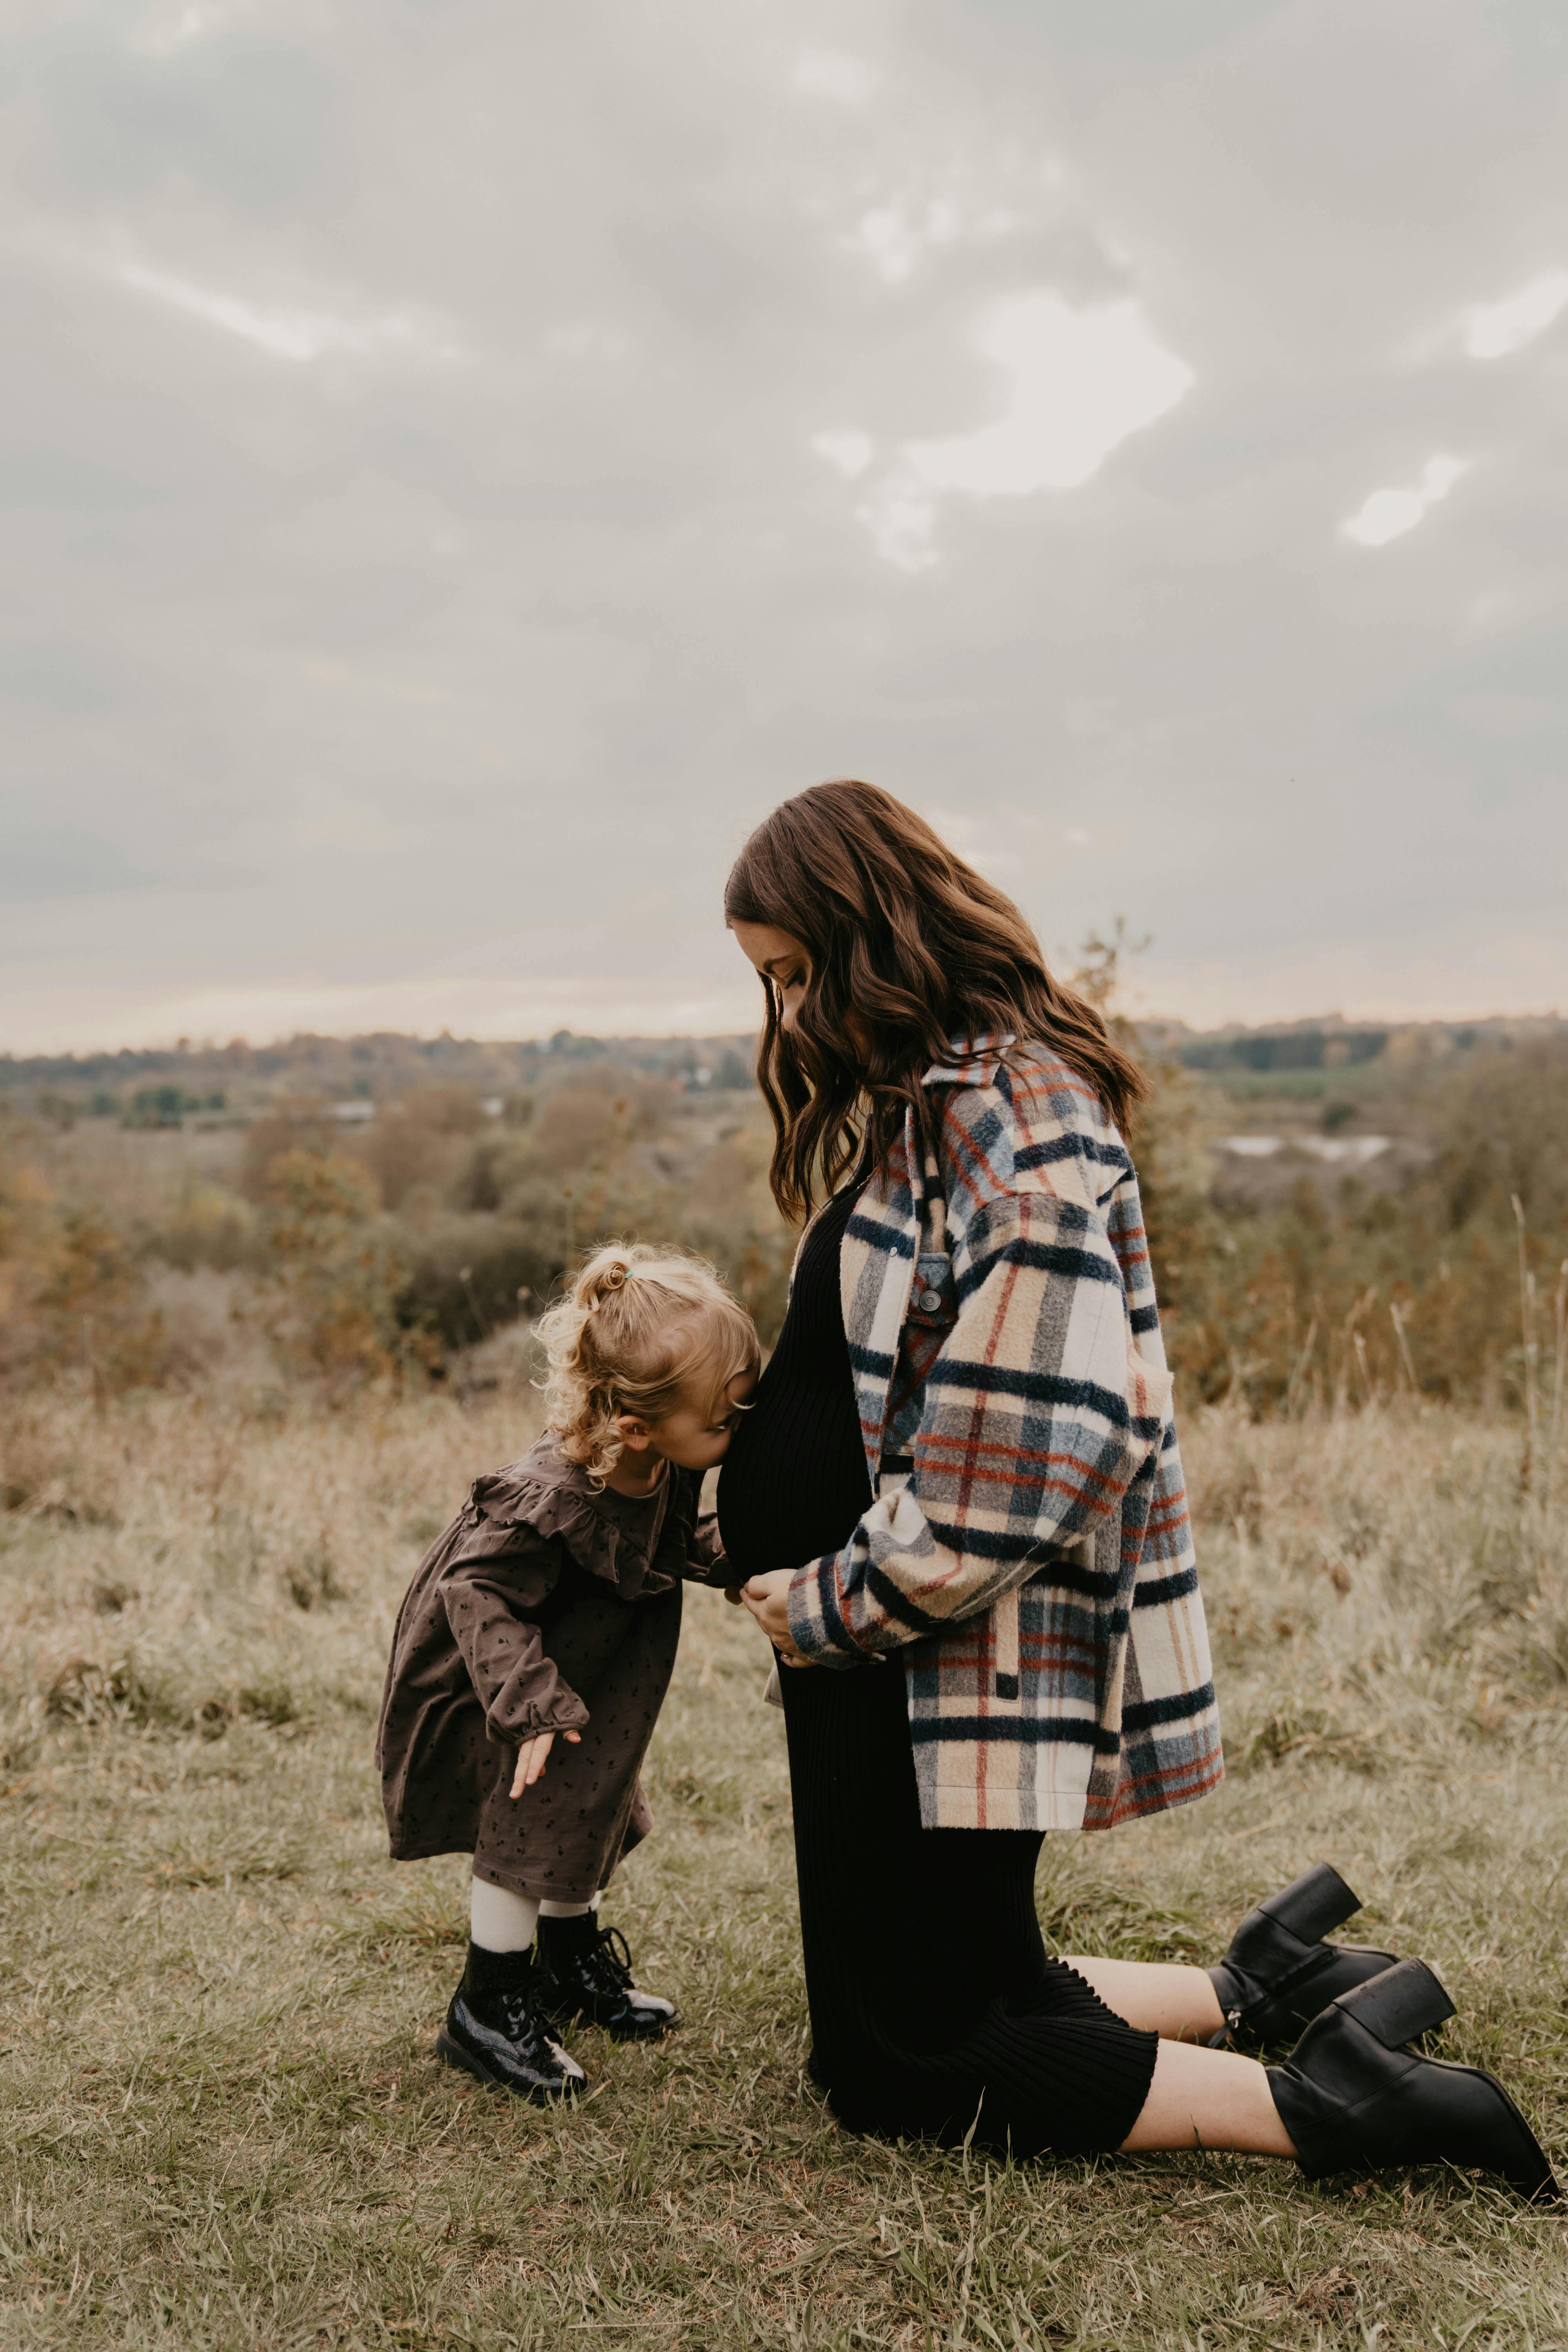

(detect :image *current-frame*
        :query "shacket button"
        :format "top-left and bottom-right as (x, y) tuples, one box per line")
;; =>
(920, 1288), (942, 1312)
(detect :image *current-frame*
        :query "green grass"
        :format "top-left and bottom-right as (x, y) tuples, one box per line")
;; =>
(2, 1390), (1566, 2349)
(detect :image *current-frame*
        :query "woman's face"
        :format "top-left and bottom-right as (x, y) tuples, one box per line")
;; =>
(731, 920), (811, 1034)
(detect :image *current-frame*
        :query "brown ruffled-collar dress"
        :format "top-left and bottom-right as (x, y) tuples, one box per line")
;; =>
(376, 1432), (729, 1904)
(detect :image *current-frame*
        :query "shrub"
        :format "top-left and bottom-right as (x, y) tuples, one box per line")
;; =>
(147, 1183), (257, 1272)
(352, 1099), (471, 1211)
(1, 1147), (174, 1394)
(1434, 1035), (1568, 1229)
(1145, 1045), (1568, 1411)
(394, 1216), (559, 1351)
(254, 1149), (415, 1390)
(238, 1097), (337, 1201)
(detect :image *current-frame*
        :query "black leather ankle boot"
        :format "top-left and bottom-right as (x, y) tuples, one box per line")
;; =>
(436, 1942), (588, 2100)
(533, 1914), (678, 2041)
(1208, 1863), (1399, 2049)
(1268, 1958), (1561, 2203)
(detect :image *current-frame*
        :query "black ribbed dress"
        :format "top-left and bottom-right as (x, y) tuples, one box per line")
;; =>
(718, 1179), (1159, 2158)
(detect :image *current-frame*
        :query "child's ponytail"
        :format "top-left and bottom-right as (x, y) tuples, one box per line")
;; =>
(577, 1250), (633, 1308)
(534, 1243), (757, 1485)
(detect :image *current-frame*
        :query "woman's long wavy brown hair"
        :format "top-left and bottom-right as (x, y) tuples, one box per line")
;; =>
(724, 780), (1147, 1221)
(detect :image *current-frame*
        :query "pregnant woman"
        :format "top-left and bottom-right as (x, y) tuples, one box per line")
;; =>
(715, 779), (1557, 2199)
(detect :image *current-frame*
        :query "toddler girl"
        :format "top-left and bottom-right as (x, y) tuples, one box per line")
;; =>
(377, 1243), (757, 2100)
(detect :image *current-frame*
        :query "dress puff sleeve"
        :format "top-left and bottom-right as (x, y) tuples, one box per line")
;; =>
(682, 1506), (732, 1588)
(438, 1517), (591, 1743)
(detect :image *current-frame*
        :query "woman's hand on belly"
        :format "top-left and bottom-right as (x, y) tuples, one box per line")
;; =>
(739, 1570), (815, 1667)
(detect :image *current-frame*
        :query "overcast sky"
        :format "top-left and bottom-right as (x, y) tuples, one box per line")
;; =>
(2, 0), (1566, 1053)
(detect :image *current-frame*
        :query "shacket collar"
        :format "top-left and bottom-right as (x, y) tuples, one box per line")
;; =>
(920, 1031), (1016, 1088)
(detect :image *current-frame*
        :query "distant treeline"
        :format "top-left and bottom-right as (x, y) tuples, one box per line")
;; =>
(5, 1011), (1568, 1415)
(10, 1014), (1566, 1104)
(0, 1028), (758, 1107)
(1172, 1018), (1568, 1078)
(1179, 1027), (1392, 1073)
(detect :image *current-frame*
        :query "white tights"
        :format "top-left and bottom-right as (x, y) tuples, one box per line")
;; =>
(470, 1874), (596, 1953)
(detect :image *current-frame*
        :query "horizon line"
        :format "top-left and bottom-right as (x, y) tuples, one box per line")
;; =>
(4, 1004), (1566, 1067)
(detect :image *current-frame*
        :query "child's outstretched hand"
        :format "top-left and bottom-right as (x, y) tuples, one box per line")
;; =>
(510, 1728), (581, 1797)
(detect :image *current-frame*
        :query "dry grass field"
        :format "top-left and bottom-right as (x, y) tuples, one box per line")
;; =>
(2, 1386), (1566, 2349)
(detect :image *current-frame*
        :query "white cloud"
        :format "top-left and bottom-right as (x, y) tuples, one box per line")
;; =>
(791, 49), (881, 105)
(1340, 452), (1472, 548)
(844, 196), (956, 286)
(116, 261), (461, 366)
(854, 479), (940, 572)
(849, 289), (1194, 570)
(809, 427), (875, 479)
(840, 191), (1020, 286)
(1458, 270), (1568, 360)
(131, 0), (252, 54)
(906, 293), (1194, 496)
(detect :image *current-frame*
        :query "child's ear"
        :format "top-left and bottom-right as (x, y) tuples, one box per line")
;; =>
(615, 1412), (653, 1450)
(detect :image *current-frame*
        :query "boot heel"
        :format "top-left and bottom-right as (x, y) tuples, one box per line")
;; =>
(1335, 1956), (1455, 2047)
(1261, 1862), (1361, 1943)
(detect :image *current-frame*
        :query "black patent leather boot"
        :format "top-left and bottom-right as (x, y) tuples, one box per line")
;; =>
(436, 1942), (587, 2101)
(533, 1913), (678, 2042)
(1208, 1863), (1399, 2050)
(1268, 1958), (1561, 2203)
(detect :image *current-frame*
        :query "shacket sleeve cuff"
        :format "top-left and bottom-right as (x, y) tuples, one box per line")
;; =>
(786, 1550), (869, 1667)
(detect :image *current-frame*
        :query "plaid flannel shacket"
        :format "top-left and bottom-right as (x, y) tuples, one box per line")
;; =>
(784, 1034), (1223, 1834)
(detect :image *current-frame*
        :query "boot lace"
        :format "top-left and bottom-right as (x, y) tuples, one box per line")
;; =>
(494, 1984), (548, 2043)
(583, 1924), (635, 1995)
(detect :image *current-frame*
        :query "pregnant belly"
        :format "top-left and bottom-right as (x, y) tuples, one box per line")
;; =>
(716, 1378), (873, 1582)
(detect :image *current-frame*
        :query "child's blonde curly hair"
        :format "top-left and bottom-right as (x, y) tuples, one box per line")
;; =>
(534, 1243), (759, 1485)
